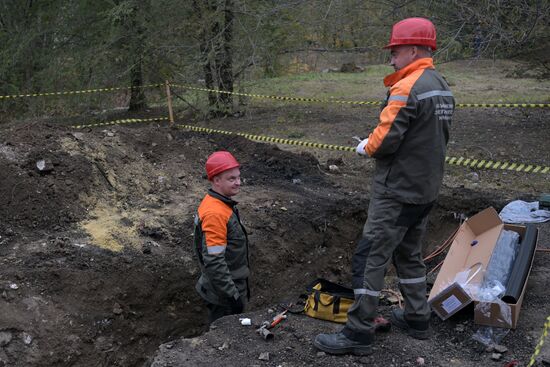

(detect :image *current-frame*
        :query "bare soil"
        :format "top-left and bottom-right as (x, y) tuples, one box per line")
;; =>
(0, 102), (549, 367)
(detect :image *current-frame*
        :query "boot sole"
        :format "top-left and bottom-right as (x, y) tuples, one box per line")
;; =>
(390, 314), (430, 340)
(313, 339), (372, 356)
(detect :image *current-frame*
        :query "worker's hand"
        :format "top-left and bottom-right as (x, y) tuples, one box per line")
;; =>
(355, 138), (369, 156)
(229, 296), (244, 314)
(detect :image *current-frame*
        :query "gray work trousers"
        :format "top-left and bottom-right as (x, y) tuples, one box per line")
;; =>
(343, 196), (433, 342)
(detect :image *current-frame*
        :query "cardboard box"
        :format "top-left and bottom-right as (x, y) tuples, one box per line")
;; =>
(473, 223), (537, 328)
(428, 207), (502, 320)
(428, 207), (537, 328)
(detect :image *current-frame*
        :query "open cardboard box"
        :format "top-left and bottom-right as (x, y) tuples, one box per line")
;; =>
(428, 207), (538, 329)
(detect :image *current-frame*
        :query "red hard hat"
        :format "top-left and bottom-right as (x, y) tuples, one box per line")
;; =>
(205, 151), (240, 180)
(384, 17), (437, 50)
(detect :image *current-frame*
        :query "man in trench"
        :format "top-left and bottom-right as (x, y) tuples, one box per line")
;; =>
(315, 17), (455, 354)
(193, 151), (250, 323)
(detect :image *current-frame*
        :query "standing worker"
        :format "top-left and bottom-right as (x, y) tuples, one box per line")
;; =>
(193, 151), (250, 324)
(315, 17), (455, 355)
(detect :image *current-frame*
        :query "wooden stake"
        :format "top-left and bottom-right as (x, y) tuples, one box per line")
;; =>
(165, 80), (174, 126)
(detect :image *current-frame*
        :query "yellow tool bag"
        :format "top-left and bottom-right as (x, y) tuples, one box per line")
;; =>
(303, 278), (355, 323)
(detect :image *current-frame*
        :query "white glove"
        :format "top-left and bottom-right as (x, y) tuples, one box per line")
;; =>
(355, 138), (369, 156)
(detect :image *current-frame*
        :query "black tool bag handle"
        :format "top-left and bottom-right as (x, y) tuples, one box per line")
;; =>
(306, 278), (355, 299)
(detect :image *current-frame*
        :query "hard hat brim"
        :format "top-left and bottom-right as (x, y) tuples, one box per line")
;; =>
(383, 41), (437, 50)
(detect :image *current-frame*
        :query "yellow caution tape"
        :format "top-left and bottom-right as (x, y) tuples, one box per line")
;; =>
(0, 83), (163, 99)
(170, 83), (550, 108)
(445, 156), (549, 173)
(177, 124), (355, 151)
(457, 103), (550, 108)
(73, 117), (169, 129)
(528, 315), (550, 367)
(69, 117), (549, 174)
(169, 83), (380, 106)
(175, 124), (548, 174)
(2, 81), (547, 108)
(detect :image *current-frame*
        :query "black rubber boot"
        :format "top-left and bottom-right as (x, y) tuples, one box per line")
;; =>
(314, 332), (373, 355)
(390, 308), (430, 340)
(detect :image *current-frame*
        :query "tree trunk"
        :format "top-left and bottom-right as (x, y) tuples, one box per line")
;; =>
(195, 0), (219, 112)
(128, 56), (146, 111)
(208, 5), (222, 111)
(127, 1), (147, 111)
(194, 0), (234, 116)
(201, 40), (218, 109)
(217, 0), (233, 111)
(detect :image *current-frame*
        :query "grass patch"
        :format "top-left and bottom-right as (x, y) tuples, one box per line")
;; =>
(287, 131), (306, 139)
(172, 59), (549, 111)
(243, 67), (392, 102)
(438, 59), (550, 103)
(241, 59), (548, 104)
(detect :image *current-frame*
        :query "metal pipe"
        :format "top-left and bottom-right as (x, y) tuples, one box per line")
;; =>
(257, 326), (274, 341)
(502, 225), (538, 303)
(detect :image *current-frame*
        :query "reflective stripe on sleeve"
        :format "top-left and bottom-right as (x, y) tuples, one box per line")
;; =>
(398, 276), (426, 284)
(416, 90), (454, 100)
(387, 95), (408, 103)
(207, 245), (226, 254)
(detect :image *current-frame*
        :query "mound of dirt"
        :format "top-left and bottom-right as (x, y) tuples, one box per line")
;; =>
(0, 120), (366, 366)
(0, 123), (94, 232)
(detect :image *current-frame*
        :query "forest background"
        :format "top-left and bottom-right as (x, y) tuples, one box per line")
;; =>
(1, 0), (549, 118)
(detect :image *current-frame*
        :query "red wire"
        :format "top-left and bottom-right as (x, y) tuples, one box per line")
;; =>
(427, 259), (444, 275)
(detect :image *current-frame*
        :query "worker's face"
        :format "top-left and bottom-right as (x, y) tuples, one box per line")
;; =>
(390, 45), (417, 71)
(212, 167), (241, 197)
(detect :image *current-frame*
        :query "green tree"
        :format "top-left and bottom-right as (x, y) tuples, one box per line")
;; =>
(105, 0), (151, 111)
